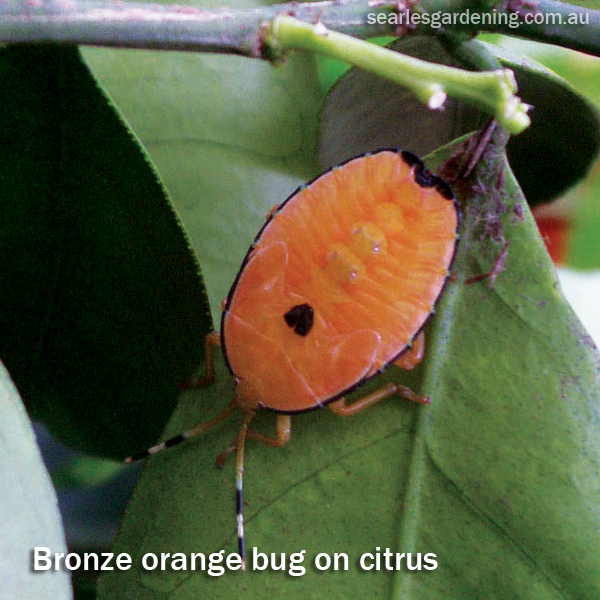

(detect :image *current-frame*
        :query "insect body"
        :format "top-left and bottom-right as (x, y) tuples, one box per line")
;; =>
(224, 150), (458, 413)
(128, 149), (460, 568)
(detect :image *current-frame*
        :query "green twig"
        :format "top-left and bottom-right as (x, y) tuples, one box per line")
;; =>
(268, 15), (531, 134)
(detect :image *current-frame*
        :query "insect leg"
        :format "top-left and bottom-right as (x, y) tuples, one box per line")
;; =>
(180, 331), (221, 389)
(460, 119), (498, 179)
(226, 415), (291, 569)
(125, 398), (236, 462)
(265, 203), (282, 221)
(465, 240), (511, 288)
(222, 413), (293, 452)
(247, 415), (292, 447)
(216, 414), (292, 468)
(329, 382), (430, 417)
(393, 331), (425, 370)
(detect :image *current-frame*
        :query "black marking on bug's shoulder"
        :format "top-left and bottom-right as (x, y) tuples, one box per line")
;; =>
(284, 303), (314, 336)
(401, 151), (435, 188)
(434, 179), (454, 200)
(400, 150), (454, 200)
(400, 150), (421, 169)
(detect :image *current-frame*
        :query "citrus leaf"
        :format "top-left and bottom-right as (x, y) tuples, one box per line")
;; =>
(396, 133), (600, 598)
(0, 45), (211, 458)
(82, 0), (323, 323)
(99, 134), (600, 599)
(51, 456), (126, 490)
(0, 362), (72, 600)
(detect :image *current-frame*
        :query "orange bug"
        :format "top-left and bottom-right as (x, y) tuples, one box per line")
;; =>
(127, 149), (460, 568)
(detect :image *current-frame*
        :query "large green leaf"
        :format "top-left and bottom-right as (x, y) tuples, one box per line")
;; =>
(82, 0), (323, 323)
(0, 45), (210, 458)
(99, 134), (600, 598)
(0, 362), (72, 599)
(399, 135), (600, 598)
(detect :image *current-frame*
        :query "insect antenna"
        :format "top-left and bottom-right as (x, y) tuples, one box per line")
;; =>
(125, 400), (236, 463)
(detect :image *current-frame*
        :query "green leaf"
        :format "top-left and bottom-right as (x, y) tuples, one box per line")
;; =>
(51, 456), (125, 490)
(0, 361), (72, 599)
(82, 0), (324, 323)
(569, 166), (600, 269)
(99, 135), (600, 598)
(492, 36), (600, 108)
(319, 37), (600, 206)
(0, 46), (211, 459)
(402, 134), (600, 598)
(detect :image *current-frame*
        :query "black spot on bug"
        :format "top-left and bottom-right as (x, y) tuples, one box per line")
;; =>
(401, 150), (454, 200)
(400, 150), (422, 169)
(284, 303), (314, 336)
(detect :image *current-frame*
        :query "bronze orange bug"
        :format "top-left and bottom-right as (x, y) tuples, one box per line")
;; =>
(127, 149), (460, 569)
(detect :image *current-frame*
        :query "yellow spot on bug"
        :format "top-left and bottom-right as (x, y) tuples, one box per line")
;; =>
(373, 203), (405, 235)
(326, 243), (366, 285)
(350, 221), (387, 259)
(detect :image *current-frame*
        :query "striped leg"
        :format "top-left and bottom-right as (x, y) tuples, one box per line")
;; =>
(235, 413), (252, 570)
(230, 414), (292, 570)
(125, 399), (236, 462)
(329, 382), (430, 417)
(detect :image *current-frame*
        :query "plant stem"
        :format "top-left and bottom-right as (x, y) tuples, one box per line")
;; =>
(0, 0), (397, 55)
(0, 0), (599, 58)
(438, 34), (503, 73)
(268, 16), (531, 134)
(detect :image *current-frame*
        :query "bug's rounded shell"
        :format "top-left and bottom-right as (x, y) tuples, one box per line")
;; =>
(222, 150), (459, 413)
